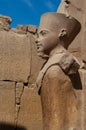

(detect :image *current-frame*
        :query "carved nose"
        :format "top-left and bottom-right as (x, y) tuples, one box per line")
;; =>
(35, 37), (40, 44)
(35, 39), (38, 44)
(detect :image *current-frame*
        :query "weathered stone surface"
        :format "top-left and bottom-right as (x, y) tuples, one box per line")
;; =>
(0, 15), (12, 31)
(81, 0), (86, 62)
(27, 25), (37, 34)
(57, 1), (86, 129)
(17, 25), (28, 31)
(11, 28), (27, 34)
(0, 30), (31, 82)
(15, 82), (24, 126)
(78, 69), (86, 130)
(15, 82), (24, 105)
(0, 15), (12, 24)
(0, 81), (15, 124)
(0, 24), (45, 129)
(73, 69), (83, 130)
(57, 0), (85, 61)
(17, 86), (43, 130)
(16, 25), (28, 34)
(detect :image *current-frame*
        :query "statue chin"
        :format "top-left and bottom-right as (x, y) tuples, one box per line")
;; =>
(37, 52), (49, 59)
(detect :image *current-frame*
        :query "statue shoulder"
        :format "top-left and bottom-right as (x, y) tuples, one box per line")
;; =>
(45, 65), (64, 79)
(44, 64), (71, 84)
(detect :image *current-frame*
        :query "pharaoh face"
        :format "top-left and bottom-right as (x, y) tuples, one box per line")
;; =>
(35, 28), (59, 58)
(35, 13), (81, 57)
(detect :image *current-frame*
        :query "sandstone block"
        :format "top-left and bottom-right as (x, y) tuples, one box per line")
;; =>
(16, 25), (28, 34)
(0, 30), (31, 82)
(0, 15), (12, 24)
(27, 25), (37, 34)
(11, 28), (27, 34)
(17, 87), (43, 130)
(0, 15), (12, 31)
(0, 81), (15, 124)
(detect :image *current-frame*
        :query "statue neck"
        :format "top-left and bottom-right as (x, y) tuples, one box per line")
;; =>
(49, 44), (66, 58)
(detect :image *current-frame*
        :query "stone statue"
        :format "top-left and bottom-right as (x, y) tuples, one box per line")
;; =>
(35, 13), (81, 130)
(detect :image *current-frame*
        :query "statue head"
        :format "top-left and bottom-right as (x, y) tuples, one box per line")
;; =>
(35, 13), (81, 58)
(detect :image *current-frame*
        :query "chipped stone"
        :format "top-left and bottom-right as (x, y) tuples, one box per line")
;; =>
(27, 25), (37, 34)
(15, 82), (24, 125)
(17, 25), (28, 33)
(0, 15), (12, 24)
(11, 28), (27, 34)
(15, 82), (24, 105)
(0, 15), (12, 31)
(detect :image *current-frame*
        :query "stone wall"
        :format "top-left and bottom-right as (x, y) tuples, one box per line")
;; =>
(0, 1), (86, 129)
(0, 15), (45, 130)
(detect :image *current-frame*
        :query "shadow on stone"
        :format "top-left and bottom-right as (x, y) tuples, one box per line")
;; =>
(0, 122), (26, 130)
(69, 71), (82, 90)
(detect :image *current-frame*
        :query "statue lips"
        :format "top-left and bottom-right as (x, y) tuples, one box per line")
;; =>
(36, 43), (43, 53)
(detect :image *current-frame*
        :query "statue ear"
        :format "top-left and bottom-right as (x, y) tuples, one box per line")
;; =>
(58, 28), (67, 39)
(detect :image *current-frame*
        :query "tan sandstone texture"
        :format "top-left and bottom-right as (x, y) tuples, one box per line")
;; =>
(0, 30), (31, 83)
(57, 0), (86, 62)
(0, 15), (44, 130)
(57, 0), (86, 129)
(0, 15), (12, 31)
(17, 87), (43, 130)
(0, 81), (15, 124)
(0, 0), (86, 129)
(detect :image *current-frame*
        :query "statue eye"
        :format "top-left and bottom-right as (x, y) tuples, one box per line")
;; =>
(40, 31), (48, 36)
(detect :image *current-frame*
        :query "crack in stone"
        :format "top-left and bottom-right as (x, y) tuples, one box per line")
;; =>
(14, 82), (24, 128)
